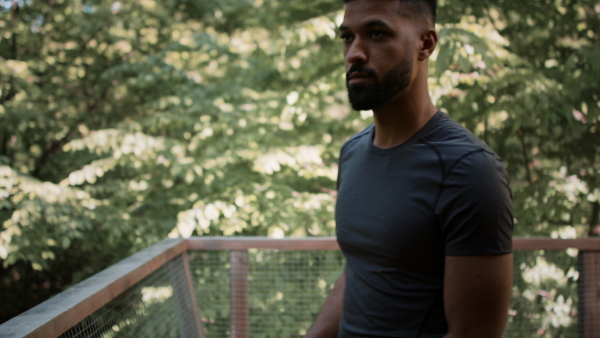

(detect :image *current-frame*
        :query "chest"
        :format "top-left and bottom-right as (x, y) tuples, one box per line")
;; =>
(335, 149), (444, 266)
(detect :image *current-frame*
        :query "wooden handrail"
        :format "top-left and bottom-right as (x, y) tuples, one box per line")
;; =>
(513, 237), (600, 251)
(185, 236), (600, 251)
(186, 236), (341, 251)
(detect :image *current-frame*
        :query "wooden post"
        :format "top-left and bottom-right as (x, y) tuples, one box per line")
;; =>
(230, 250), (249, 338)
(168, 253), (204, 338)
(579, 251), (600, 338)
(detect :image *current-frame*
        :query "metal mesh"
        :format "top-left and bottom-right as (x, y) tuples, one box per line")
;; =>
(59, 255), (199, 338)
(50, 247), (600, 338)
(503, 249), (600, 337)
(188, 250), (345, 337)
(188, 249), (599, 338)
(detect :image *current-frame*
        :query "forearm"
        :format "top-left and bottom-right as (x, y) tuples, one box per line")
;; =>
(306, 271), (345, 338)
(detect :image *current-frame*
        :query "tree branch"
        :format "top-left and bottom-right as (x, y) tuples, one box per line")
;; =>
(30, 118), (82, 178)
(30, 76), (112, 178)
(11, 1), (19, 59)
(0, 2), (20, 162)
(517, 128), (533, 185)
(588, 201), (599, 237)
(0, 131), (10, 161)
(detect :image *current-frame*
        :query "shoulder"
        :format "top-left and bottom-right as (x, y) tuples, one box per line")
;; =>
(436, 150), (514, 255)
(432, 121), (513, 255)
(340, 124), (374, 155)
(420, 112), (503, 176)
(445, 150), (509, 191)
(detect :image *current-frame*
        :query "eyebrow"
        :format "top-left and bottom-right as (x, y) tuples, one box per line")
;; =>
(339, 19), (391, 32)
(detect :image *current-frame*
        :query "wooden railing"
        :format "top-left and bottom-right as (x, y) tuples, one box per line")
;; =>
(0, 237), (599, 338)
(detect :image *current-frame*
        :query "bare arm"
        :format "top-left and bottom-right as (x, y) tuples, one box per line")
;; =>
(305, 271), (345, 338)
(443, 254), (513, 338)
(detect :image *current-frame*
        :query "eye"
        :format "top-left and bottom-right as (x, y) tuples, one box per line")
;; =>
(370, 30), (384, 39)
(340, 33), (353, 44)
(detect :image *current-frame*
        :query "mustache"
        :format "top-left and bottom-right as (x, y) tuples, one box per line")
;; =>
(346, 65), (377, 80)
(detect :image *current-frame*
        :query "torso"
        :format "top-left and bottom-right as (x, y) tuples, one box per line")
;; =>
(336, 111), (513, 337)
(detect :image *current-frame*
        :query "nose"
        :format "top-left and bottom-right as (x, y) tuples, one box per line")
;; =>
(345, 38), (367, 66)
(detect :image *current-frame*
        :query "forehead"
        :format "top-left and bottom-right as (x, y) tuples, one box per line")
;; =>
(341, 0), (410, 29)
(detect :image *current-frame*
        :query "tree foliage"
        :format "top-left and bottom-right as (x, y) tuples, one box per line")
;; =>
(0, 0), (598, 330)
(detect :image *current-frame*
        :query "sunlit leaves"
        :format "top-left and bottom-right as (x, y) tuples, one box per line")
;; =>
(1, 0), (599, 327)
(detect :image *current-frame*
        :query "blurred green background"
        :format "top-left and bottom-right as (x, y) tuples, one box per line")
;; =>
(0, 0), (598, 332)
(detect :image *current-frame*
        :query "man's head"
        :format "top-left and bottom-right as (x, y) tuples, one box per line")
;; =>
(340, 0), (438, 111)
(343, 0), (437, 27)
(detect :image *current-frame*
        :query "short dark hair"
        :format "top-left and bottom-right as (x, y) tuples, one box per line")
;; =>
(342, 0), (437, 25)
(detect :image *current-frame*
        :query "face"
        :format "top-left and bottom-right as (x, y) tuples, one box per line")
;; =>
(340, 0), (422, 111)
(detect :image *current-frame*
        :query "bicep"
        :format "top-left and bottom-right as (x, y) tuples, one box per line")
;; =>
(438, 151), (513, 256)
(444, 254), (513, 338)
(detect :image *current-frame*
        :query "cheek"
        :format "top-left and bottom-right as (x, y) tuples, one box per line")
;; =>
(342, 51), (350, 70)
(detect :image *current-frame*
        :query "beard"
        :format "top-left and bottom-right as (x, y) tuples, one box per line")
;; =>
(346, 58), (413, 111)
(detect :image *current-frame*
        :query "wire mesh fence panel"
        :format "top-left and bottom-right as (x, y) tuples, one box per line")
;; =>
(18, 239), (596, 338)
(188, 251), (232, 337)
(503, 249), (600, 338)
(59, 255), (198, 338)
(246, 249), (345, 337)
(578, 251), (600, 338)
(189, 248), (599, 338)
(188, 250), (345, 338)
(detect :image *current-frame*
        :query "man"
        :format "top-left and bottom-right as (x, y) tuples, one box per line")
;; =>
(307, 0), (514, 337)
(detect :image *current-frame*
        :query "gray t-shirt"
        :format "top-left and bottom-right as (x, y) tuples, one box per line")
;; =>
(336, 111), (513, 337)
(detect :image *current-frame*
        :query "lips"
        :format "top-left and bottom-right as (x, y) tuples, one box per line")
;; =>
(348, 72), (370, 80)
(347, 72), (372, 85)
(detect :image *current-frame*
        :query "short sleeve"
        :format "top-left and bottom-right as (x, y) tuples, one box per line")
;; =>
(435, 150), (513, 256)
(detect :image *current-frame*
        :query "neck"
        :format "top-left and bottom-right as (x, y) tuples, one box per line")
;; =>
(371, 72), (437, 149)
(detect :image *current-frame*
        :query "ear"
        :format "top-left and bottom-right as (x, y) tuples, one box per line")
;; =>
(418, 28), (438, 61)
